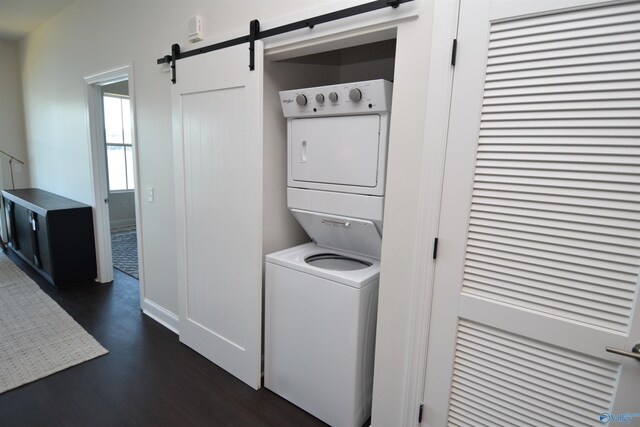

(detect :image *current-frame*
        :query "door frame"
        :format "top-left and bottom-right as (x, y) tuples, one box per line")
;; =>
(84, 64), (144, 290)
(409, 0), (461, 424)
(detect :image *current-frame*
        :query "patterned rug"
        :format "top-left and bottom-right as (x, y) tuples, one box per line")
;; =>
(0, 252), (108, 394)
(111, 227), (139, 279)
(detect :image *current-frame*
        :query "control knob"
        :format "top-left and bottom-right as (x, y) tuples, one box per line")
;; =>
(296, 94), (307, 106)
(328, 92), (339, 103)
(349, 88), (362, 102)
(315, 94), (325, 103)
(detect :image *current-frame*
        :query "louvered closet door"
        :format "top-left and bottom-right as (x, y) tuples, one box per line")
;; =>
(423, 1), (640, 426)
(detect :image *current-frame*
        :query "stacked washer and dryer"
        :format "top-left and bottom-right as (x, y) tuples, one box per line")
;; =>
(265, 79), (393, 427)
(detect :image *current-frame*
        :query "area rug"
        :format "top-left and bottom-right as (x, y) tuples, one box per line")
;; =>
(111, 226), (139, 279)
(0, 253), (108, 394)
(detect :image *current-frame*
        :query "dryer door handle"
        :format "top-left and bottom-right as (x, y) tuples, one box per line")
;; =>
(300, 139), (307, 163)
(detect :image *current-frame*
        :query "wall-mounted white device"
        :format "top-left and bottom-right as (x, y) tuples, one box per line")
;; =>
(188, 16), (203, 43)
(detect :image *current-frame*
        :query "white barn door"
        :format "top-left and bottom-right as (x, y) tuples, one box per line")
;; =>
(424, 1), (640, 425)
(172, 42), (264, 389)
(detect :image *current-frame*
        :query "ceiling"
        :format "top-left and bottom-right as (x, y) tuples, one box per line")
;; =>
(0, 0), (75, 41)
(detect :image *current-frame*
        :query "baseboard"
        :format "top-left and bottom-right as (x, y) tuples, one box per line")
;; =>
(141, 298), (179, 334)
(110, 219), (136, 229)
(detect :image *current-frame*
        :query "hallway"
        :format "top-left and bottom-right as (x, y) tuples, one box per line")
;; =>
(0, 251), (327, 427)
(111, 226), (138, 279)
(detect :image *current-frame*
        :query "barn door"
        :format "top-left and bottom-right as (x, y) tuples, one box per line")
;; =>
(172, 41), (264, 389)
(424, 1), (640, 425)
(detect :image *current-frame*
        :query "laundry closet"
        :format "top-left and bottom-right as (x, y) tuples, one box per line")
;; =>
(262, 39), (396, 427)
(170, 22), (400, 407)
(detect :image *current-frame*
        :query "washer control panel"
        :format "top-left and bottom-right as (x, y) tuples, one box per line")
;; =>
(280, 79), (393, 118)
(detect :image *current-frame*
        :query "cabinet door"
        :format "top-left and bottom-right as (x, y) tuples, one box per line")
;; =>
(12, 204), (34, 262)
(4, 199), (16, 248)
(35, 214), (52, 275)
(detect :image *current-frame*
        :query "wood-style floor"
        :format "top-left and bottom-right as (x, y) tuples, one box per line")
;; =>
(0, 251), (328, 427)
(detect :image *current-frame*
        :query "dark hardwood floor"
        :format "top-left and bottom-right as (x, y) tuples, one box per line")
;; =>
(0, 250), (328, 427)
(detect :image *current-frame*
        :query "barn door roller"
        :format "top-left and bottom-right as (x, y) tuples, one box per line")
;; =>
(249, 19), (260, 71)
(157, 0), (414, 83)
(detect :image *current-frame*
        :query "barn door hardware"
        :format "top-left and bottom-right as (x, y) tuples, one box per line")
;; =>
(170, 43), (180, 84)
(249, 19), (260, 71)
(157, 0), (414, 83)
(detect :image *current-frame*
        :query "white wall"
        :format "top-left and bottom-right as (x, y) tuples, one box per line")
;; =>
(18, 1), (442, 425)
(339, 39), (396, 83)
(108, 191), (135, 228)
(0, 39), (29, 191)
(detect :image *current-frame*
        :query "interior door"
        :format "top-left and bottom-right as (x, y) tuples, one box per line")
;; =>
(424, 1), (640, 425)
(172, 41), (263, 389)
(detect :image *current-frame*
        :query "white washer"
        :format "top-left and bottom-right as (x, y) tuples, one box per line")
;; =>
(265, 242), (379, 427)
(265, 210), (383, 427)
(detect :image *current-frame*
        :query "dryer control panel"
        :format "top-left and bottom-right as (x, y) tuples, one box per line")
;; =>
(280, 79), (392, 118)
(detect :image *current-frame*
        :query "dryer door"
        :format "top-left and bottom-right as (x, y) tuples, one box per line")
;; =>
(290, 115), (381, 188)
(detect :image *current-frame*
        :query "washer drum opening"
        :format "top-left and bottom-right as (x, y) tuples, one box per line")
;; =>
(305, 253), (372, 271)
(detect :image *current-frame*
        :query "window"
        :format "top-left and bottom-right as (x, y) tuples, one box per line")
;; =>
(103, 94), (134, 190)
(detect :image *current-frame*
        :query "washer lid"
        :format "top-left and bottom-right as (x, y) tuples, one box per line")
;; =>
(291, 209), (382, 259)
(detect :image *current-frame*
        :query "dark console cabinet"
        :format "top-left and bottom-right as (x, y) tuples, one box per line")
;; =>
(3, 188), (97, 288)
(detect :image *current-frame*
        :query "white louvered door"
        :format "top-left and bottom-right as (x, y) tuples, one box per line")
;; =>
(423, 1), (640, 425)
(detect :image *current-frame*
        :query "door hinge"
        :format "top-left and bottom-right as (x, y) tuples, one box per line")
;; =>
(451, 38), (457, 66)
(432, 237), (439, 260)
(418, 403), (424, 423)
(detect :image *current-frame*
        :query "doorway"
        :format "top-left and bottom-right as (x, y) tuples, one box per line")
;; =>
(85, 65), (143, 289)
(101, 81), (139, 280)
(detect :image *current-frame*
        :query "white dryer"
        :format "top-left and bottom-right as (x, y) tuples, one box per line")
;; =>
(265, 80), (392, 427)
(282, 79), (393, 229)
